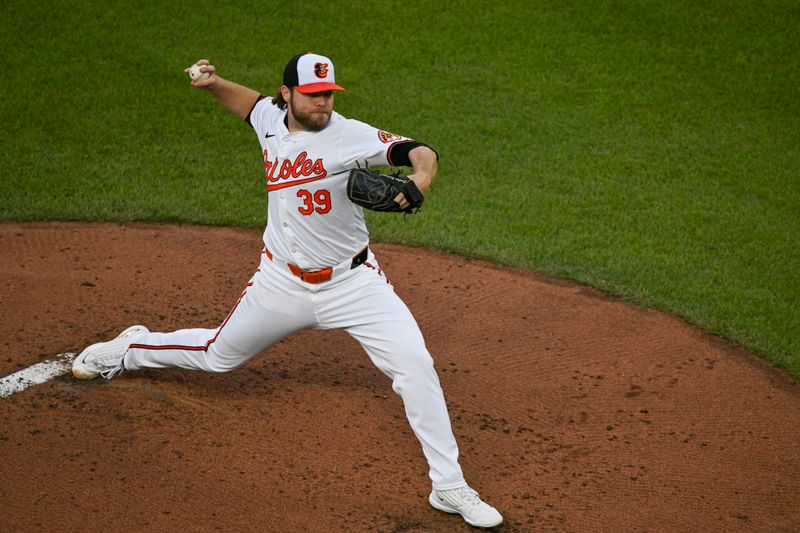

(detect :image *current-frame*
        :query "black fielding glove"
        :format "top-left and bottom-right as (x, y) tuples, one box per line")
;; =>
(347, 167), (424, 213)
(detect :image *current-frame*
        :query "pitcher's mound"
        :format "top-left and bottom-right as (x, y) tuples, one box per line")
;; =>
(1, 222), (798, 532)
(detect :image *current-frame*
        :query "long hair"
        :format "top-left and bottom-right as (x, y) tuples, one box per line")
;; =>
(273, 87), (288, 110)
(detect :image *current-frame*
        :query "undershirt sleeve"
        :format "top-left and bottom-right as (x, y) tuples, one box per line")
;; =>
(387, 141), (439, 167)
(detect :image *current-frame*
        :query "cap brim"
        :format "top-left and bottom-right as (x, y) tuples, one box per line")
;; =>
(295, 82), (345, 94)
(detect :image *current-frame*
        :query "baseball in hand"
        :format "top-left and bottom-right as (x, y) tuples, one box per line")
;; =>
(188, 63), (209, 81)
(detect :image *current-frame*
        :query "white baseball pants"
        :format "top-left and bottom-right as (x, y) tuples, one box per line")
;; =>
(124, 249), (466, 489)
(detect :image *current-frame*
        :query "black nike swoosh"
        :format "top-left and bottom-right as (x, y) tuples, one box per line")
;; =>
(265, 132), (275, 139)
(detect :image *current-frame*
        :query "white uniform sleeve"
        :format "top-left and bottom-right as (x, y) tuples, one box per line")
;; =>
(247, 97), (278, 139)
(338, 118), (414, 168)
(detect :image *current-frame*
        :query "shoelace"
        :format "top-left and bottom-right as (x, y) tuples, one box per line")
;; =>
(460, 487), (482, 505)
(101, 364), (124, 379)
(445, 486), (482, 508)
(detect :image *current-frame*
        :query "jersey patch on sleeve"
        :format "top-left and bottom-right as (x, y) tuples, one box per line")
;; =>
(377, 130), (403, 144)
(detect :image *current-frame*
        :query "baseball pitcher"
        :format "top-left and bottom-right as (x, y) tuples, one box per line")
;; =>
(73, 52), (502, 529)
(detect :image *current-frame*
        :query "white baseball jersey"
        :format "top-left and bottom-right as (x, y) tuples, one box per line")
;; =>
(122, 91), (468, 492)
(248, 97), (412, 269)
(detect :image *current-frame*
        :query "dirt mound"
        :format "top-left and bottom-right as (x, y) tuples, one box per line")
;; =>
(1, 222), (798, 532)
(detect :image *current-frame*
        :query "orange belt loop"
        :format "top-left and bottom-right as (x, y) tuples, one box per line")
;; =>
(287, 263), (302, 277)
(265, 246), (362, 285)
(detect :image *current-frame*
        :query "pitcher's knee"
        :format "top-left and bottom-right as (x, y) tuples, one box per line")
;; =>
(389, 349), (440, 393)
(201, 348), (251, 373)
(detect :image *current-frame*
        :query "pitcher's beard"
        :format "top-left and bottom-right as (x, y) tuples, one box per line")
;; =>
(292, 107), (331, 132)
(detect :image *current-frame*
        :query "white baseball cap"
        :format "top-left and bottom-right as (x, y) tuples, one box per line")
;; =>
(283, 52), (345, 94)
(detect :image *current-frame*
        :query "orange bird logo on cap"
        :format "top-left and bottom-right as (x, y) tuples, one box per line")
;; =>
(314, 62), (329, 78)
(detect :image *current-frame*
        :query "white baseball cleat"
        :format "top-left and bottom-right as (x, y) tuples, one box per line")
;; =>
(429, 484), (503, 528)
(72, 325), (149, 380)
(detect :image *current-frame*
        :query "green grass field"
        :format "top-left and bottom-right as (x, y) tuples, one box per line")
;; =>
(2, 1), (798, 375)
